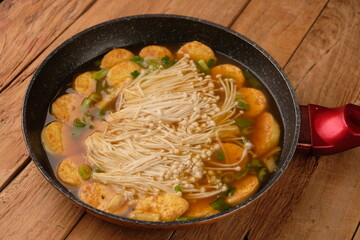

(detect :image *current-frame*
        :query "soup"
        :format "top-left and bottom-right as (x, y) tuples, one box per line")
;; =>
(41, 41), (281, 221)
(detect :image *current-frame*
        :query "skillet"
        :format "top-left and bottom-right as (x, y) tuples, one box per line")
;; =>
(22, 14), (360, 229)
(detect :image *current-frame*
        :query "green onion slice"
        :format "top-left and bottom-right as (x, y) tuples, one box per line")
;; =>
(235, 93), (244, 99)
(207, 58), (216, 68)
(197, 59), (210, 74)
(174, 185), (182, 192)
(251, 159), (263, 168)
(216, 151), (225, 161)
(227, 186), (236, 197)
(89, 93), (102, 102)
(244, 69), (260, 88)
(73, 118), (86, 128)
(258, 167), (269, 182)
(161, 55), (175, 68)
(210, 197), (232, 212)
(130, 56), (147, 67)
(80, 98), (93, 112)
(237, 100), (249, 110)
(235, 118), (252, 128)
(220, 172), (235, 184)
(92, 69), (108, 80)
(78, 164), (93, 180)
(235, 168), (249, 180)
(131, 70), (140, 78)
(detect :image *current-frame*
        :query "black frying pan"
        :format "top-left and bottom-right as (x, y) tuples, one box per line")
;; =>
(23, 14), (301, 229)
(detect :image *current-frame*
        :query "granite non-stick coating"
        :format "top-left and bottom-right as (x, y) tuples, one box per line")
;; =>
(22, 14), (300, 229)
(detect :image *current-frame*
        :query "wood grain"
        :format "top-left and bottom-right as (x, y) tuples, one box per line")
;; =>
(272, 0), (360, 238)
(0, 162), (84, 239)
(231, 0), (328, 66)
(66, 214), (173, 240)
(0, 0), (96, 92)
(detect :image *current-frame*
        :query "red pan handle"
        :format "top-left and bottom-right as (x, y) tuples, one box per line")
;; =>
(297, 104), (360, 155)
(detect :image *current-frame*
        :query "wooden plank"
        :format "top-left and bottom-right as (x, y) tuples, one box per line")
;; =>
(267, 0), (360, 238)
(66, 214), (173, 240)
(277, 150), (360, 239)
(231, 0), (328, 66)
(0, 0), (96, 92)
(0, 162), (84, 239)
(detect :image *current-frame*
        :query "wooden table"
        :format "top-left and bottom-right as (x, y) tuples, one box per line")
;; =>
(1, 0), (359, 239)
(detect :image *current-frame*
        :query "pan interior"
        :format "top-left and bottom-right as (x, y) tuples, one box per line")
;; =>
(23, 14), (300, 227)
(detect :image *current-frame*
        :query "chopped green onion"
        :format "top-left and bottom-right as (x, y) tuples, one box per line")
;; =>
(210, 197), (232, 212)
(227, 186), (236, 197)
(94, 168), (103, 173)
(242, 127), (253, 135)
(82, 112), (94, 123)
(161, 55), (175, 68)
(99, 108), (108, 116)
(244, 69), (260, 88)
(80, 98), (93, 112)
(131, 70), (140, 78)
(220, 172), (235, 184)
(73, 118), (86, 128)
(207, 58), (216, 68)
(237, 100), (249, 110)
(216, 151), (225, 161)
(251, 159), (263, 168)
(96, 80), (106, 93)
(174, 185), (182, 192)
(246, 162), (252, 168)
(146, 59), (160, 69)
(235, 118), (252, 128)
(197, 59), (210, 74)
(221, 74), (234, 79)
(235, 93), (244, 99)
(88, 93), (102, 102)
(235, 168), (249, 180)
(130, 56), (146, 67)
(89, 125), (94, 129)
(92, 69), (108, 80)
(258, 167), (269, 182)
(94, 60), (101, 67)
(176, 217), (195, 221)
(78, 164), (93, 180)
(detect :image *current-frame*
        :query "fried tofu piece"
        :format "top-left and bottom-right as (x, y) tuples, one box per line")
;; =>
(222, 143), (249, 168)
(41, 121), (65, 154)
(183, 197), (218, 218)
(238, 87), (267, 117)
(79, 183), (126, 213)
(51, 93), (81, 122)
(226, 175), (260, 206)
(130, 193), (189, 222)
(72, 72), (96, 96)
(107, 61), (142, 87)
(176, 41), (216, 63)
(100, 48), (135, 69)
(211, 64), (245, 89)
(250, 112), (280, 156)
(56, 157), (82, 186)
(139, 45), (174, 59)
